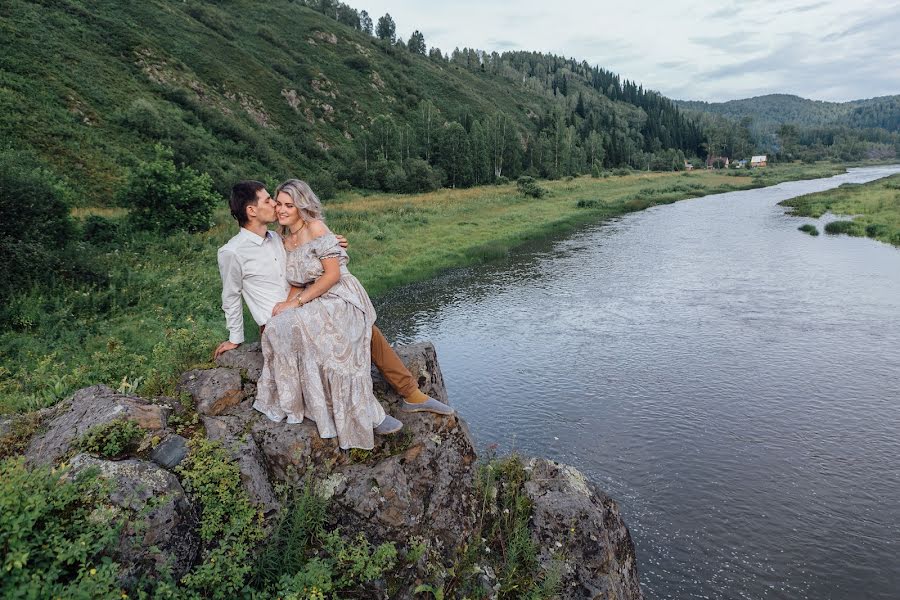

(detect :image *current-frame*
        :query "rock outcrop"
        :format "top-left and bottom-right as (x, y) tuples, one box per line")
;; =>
(67, 454), (200, 584)
(25, 385), (169, 465)
(16, 342), (642, 599)
(525, 458), (643, 599)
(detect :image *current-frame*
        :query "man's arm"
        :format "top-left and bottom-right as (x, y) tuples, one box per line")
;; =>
(215, 248), (244, 358)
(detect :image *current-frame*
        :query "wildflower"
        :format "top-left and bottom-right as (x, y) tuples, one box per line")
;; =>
(89, 568), (97, 576)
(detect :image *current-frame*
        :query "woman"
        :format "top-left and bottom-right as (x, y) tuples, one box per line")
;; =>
(253, 179), (401, 449)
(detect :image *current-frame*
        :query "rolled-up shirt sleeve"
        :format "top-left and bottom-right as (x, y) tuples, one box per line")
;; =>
(217, 248), (245, 344)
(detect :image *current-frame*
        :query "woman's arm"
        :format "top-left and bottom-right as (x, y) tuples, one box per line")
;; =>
(290, 257), (339, 307)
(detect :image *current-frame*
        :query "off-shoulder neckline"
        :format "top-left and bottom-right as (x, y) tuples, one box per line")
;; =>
(284, 231), (337, 253)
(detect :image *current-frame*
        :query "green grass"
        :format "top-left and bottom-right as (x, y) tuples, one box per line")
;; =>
(0, 163), (846, 414)
(781, 174), (900, 245)
(798, 223), (820, 236)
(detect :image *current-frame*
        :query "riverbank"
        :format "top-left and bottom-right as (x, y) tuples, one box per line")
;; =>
(0, 163), (845, 413)
(780, 173), (900, 246)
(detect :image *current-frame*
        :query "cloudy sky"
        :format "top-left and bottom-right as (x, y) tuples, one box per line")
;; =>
(358, 0), (900, 103)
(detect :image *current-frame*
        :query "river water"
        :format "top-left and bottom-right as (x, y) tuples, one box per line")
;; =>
(374, 166), (900, 600)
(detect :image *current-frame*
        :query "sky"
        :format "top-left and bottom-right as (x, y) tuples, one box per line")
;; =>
(357, 0), (900, 103)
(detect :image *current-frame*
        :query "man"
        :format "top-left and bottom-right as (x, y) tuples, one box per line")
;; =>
(214, 180), (453, 435)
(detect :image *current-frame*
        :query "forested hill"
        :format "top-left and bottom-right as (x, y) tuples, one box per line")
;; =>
(2, 0), (704, 205)
(677, 94), (900, 132)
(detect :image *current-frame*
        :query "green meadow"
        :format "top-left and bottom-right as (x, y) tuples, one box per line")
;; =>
(780, 174), (900, 245)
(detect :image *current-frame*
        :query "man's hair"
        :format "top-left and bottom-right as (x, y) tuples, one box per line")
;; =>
(229, 180), (266, 227)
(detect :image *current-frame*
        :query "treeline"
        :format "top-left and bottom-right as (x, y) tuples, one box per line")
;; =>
(680, 93), (900, 164)
(299, 0), (704, 191)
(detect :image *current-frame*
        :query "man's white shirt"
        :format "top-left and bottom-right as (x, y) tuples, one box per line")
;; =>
(217, 228), (289, 344)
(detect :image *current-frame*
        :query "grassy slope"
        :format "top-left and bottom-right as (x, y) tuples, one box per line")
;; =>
(1, 0), (554, 202)
(0, 163), (843, 414)
(780, 174), (900, 245)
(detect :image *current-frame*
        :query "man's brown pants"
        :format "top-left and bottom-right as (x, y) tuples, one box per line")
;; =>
(370, 325), (427, 402)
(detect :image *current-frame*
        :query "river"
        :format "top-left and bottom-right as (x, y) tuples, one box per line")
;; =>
(374, 165), (900, 600)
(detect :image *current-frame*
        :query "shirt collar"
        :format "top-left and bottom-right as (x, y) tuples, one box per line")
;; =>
(238, 227), (275, 246)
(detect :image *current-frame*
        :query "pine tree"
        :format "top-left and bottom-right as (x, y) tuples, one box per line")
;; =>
(408, 30), (426, 54)
(375, 13), (396, 42)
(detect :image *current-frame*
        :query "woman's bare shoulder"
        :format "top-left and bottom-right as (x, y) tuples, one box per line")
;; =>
(306, 219), (330, 238)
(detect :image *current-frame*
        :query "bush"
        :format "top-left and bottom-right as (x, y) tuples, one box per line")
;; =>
(118, 144), (221, 234)
(343, 55), (371, 72)
(81, 215), (123, 247)
(824, 220), (865, 236)
(516, 176), (547, 199)
(865, 223), (891, 239)
(798, 224), (820, 236)
(0, 457), (123, 599)
(403, 158), (442, 192)
(495, 175), (510, 185)
(308, 170), (337, 200)
(0, 150), (76, 301)
(74, 419), (145, 459)
(177, 437), (267, 597)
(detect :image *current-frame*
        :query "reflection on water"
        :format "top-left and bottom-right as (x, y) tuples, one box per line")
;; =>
(374, 166), (900, 600)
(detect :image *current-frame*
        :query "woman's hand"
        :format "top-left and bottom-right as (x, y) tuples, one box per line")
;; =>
(271, 299), (297, 317)
(335, 234), (349, 249)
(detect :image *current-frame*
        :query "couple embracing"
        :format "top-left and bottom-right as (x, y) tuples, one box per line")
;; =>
(214, 179), (453, 450)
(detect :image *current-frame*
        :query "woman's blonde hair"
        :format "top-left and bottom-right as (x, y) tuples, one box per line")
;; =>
(275, 179), (324, 236)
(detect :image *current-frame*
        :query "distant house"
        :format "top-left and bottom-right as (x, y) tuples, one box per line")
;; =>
(684, 161), (694, 171)
(735, 159), (748, 168)
(751, 155), (767, 167)
(706, 156), (729, 169)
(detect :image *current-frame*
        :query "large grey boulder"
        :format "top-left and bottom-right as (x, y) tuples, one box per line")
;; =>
(176, 368), (244, 416)
(25, 385), (169, 466)
(524, 458), (643, 600)
(67, 454), (200, 585)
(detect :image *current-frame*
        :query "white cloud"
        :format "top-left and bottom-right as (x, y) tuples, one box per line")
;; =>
(354, 0), (900, 101)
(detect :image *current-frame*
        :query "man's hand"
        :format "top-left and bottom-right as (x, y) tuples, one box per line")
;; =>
(335, 234), (349, 249)
(272, 299), (296, 317)
(214, 340), (240, 360)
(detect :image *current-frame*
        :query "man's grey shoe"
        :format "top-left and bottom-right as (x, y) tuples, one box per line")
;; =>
(374, 414), (403, 435)
(401, 396), (455, 416)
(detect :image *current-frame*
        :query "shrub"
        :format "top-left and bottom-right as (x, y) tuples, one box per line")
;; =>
(404, 158), (442, 192)
(308, 170), (337, 201)
(865, 223), (891, 239)
(177, 437), (267, 598)
(0, 150), (76, 302)
(118, 144), (221, 234)
(495, 175), (510, 185)
(824, 220), (865, 236)
(81, 215), (123, 247)
(0, 457), (123, 599)
(74, 419), (144, 459)
(798, 224), (820, 236)
(343, 55), (371, 72)
(516, 176), (547, 199)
